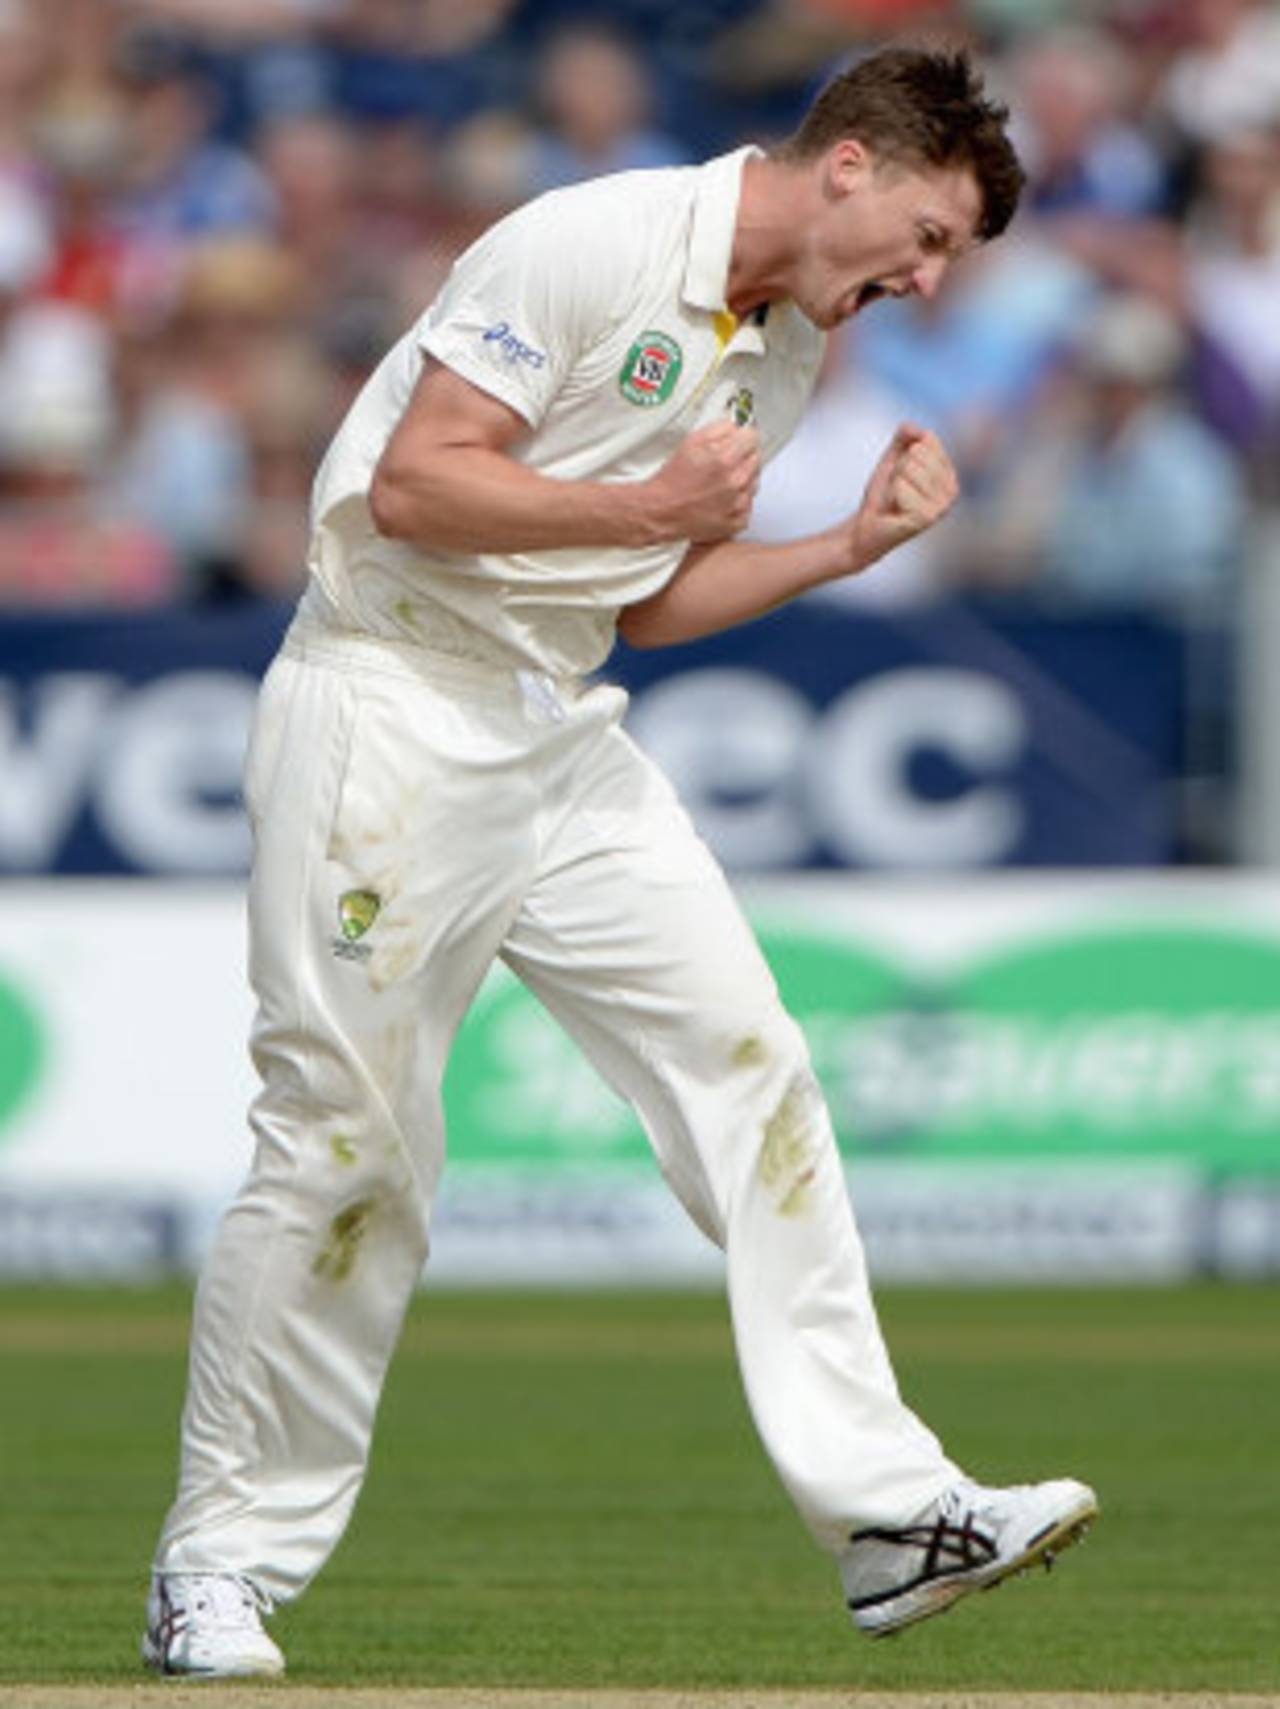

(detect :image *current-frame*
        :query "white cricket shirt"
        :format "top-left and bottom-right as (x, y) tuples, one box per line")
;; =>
(301, 146), (825, 676)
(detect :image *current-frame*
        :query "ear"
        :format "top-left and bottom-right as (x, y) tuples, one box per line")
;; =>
(825, 137), (873, 199)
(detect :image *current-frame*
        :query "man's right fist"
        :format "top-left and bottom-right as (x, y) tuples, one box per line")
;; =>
(643, 419), (762, 543)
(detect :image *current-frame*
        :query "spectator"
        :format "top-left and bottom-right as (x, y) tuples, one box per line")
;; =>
(953, 293), (1245, 615)
(31, 90), (129, 315)
(1160, 0), (1280, 151)
(1183, 124), (1280, 467)
(211, 340), (338, 601)
(258, 113), (441, 375)
(349, 115), (444, 263)
(255, 111), (363, 322)
(328, 0), (519, 130)
(431, 105), (542, 251)
(0, 0), (50, 187)
(0, 0), (1266, 627)
(528, 24), (688, 193)
(104, 236), (306, 586)
(0, 170), (51, 301)
(1009, 26), (1168, 219)
(107, 26), (275, 248)
(0, 301), (179, 606)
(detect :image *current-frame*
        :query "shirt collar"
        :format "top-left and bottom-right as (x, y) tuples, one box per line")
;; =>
(682, 145), (764, 318)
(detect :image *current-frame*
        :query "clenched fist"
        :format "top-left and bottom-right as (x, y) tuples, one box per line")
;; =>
(847, 425), (959, 568)
(641, 419), (762, 543)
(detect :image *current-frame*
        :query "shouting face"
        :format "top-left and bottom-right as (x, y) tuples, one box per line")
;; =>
(790, 141), (984, 330)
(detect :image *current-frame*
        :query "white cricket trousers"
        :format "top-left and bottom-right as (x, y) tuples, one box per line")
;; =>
(155, 625), (957, 1599)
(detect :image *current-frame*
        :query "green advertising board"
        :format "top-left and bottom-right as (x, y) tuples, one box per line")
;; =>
(444, 918), (1280, 1176)
(0, 968), (46, 1149)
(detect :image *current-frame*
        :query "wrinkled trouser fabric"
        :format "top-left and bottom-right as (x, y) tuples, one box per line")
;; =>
(155, 626), (957, 1600)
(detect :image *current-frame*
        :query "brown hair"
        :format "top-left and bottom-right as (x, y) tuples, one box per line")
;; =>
(777, 47), (1025, 242)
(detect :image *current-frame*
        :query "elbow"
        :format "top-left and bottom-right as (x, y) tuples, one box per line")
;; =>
(368, 462), (408, 542)
(616, 605), (665, 650)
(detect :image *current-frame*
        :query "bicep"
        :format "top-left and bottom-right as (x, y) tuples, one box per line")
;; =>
(378, 359), (531, 474)
(411, 191), (636, 432)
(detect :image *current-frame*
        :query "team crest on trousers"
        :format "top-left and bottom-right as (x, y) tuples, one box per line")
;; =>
(332, 888), (380, 961)
(619, 331), (683, 406)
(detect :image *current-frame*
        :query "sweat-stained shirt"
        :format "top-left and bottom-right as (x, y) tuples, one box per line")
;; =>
(298, 146), (826, 677)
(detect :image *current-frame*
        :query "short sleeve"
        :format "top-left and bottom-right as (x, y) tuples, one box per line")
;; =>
(415, 188), (629, 428)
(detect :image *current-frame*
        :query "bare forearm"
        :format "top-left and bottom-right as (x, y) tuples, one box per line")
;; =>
(371, 364), (760, 558)
(619, 422), (965, 648)
(619, 526), (863, 648)
(370, 445), (667, 554)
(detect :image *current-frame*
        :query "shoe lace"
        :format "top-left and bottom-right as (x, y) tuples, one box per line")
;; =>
(184, 1574), (275, 1627)
(848, 1483), (1000, 1593)
(936, 1487), (1001, 1560)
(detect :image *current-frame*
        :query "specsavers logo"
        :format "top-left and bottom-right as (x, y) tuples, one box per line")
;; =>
(0, 968), (47, 1149)
(443, 918), (1280, 1174)
(619, 332), (682, 407)
(780, 922), (1280, 1170)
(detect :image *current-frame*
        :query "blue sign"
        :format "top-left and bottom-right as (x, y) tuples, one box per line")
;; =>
(0, 605), (288, 876)
(0, 600), (1191, 875)
(611, 601), (1192, 870)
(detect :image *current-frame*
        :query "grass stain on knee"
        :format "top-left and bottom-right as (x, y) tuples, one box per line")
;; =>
(731, 1034), (767, 1069)
(759, 1075), (819, 1217)
(313, 1197), (377, 1282)
(329, 1134), (359, 1167)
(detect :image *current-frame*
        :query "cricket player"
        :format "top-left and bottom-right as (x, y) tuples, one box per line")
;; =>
(143, 46), (1098, 1678)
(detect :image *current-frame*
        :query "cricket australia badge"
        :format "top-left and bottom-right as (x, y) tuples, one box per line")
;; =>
(619, 331), (683, 407)
(332, 888), (380, 962)
(727, 385), (755, 427)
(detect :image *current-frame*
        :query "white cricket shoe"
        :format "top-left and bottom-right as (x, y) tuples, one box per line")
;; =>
(842, 1476), (1098, 1637)
(141, 1571), (285, 1677)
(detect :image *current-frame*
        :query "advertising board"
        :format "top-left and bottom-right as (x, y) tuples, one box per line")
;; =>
(2, 876), (1277, 1281)
(0, 602), (1189, 876)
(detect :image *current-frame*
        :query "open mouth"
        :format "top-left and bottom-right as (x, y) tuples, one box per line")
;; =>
(854, 281), (890, 313)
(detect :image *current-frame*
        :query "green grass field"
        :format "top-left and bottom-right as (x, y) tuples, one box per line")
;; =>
(1, 1283), (1276, 1691)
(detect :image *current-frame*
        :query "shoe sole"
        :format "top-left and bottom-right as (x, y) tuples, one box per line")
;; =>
(856, 1486), (1100, 1638)
(141, 1634), (285, 1679)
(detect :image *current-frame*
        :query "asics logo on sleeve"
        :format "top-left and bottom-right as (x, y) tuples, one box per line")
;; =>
(482, 322), (547, 368)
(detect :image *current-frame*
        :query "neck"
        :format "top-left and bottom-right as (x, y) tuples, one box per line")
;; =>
(725, 153), (811, 317)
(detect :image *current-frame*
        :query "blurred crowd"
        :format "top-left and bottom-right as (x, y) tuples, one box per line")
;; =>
(0, 0), (1276, 617)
